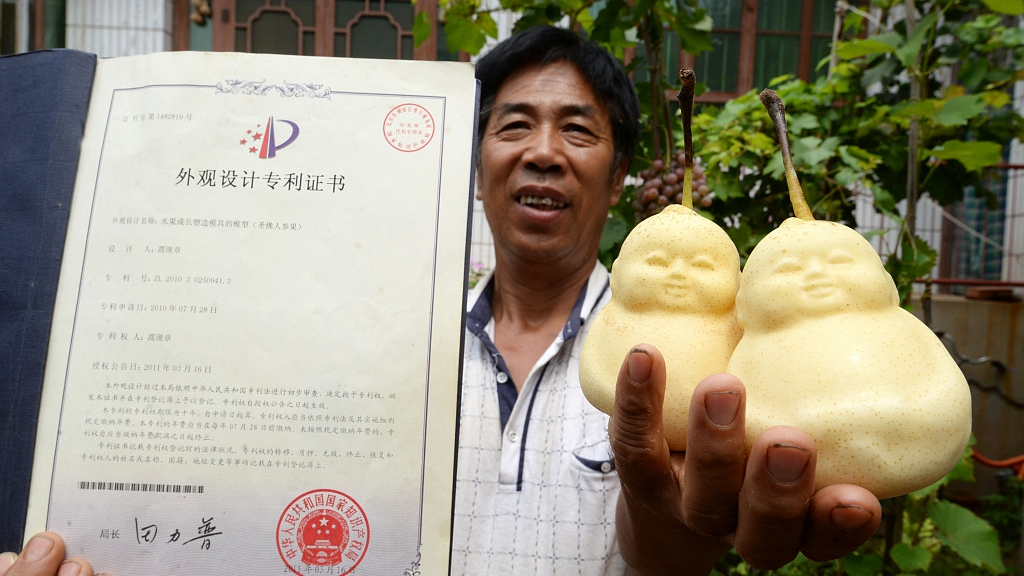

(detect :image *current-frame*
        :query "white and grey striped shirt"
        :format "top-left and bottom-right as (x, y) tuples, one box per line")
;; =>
(452, 262), (625, 575)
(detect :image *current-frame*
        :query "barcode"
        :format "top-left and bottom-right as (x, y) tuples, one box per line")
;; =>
(77, 481), (204, 494)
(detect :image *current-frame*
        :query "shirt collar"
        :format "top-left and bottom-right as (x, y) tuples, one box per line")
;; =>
(466, 262), (610, 341)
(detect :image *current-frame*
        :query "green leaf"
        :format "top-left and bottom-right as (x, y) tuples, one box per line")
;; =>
(929, 499), (1007, 573)
(981, 0), (1024, 15)
(765, 151), (784, 179)
(927, 140), (1003, 172)
(871, 183), (897, 215)
(793, 135), (837, 167)
(599, 215), (629, 252)
(958, 57), (990, 91)
(891, 98), (938, 120)
(444, 14), (488, 55)
(934, 94), (987, 127)
(840, 553), (884, 576)
(788, 113), (820, 135)
(590, 0), (627, 43)
(891, 542), (932, 572)
(896, 11), (938, 67)
(836, 38), (897, 59)
(747, 131), (776, 153)
(412, 11), (432, 47)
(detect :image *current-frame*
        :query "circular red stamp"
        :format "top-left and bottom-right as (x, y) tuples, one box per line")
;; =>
(277, 489), (370, 575)
(383, 103), (435, 152)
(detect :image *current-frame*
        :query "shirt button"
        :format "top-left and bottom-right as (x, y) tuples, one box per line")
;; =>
(507, 430), (519, 443)
(496, 372), (509, 384)
(600, 462), (613, 473)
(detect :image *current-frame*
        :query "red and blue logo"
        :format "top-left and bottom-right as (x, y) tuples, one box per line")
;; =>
(241, 116), (299, 159)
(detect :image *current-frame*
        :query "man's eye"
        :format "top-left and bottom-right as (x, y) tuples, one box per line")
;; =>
(500, 121), (529, 132)
(565, 124), (593, 135)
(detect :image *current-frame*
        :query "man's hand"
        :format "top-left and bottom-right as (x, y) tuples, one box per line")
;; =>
(611, 345), (881, 575)
(0, 533), (97, 576)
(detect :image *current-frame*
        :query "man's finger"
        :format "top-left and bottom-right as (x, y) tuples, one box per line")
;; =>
(680, 373), (748, 538)
(734, 427), (817, 569)
(609, 345), (675, 505)
(801, 484), (881, 562)
(1, 532), (96, 576)
(3, 533), (64, 576)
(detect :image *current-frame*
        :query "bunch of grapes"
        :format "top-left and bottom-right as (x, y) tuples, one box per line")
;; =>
(633, 151), (712, 222)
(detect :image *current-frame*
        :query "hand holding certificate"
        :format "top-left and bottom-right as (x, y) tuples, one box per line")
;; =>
(22, 50), (476, 576)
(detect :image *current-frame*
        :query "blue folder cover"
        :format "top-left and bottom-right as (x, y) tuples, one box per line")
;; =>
(0, 48), (97, 551)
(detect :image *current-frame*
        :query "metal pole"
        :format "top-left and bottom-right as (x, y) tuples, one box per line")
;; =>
(16, 0), (29, 52)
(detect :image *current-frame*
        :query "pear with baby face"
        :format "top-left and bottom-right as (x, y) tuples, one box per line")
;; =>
(725, 90), (972, 499)
(580, 70), (742, 450)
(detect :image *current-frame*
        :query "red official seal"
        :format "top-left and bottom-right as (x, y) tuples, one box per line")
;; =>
(383, 103), (435, 152)
(277, 489), (370, 575)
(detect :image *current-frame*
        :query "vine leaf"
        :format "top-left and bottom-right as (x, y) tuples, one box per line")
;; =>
(891, 542), (933, 572)
(981, 0), (1024, 15)
(929, 499), (1007, 573)
(927, 139), (1003, 172)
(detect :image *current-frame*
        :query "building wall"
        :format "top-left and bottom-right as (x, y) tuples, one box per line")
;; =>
(65, 0), (173, 57)
(921, 295), (1024, 497)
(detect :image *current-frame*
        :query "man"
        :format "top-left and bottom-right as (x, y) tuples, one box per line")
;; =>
(1, 26), (881, 576)
(455, 25), (880, 575)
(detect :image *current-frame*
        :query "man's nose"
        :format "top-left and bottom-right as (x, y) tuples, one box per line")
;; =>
(522, 127), (565, 173)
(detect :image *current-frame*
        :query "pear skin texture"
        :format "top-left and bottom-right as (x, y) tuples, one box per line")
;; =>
(580, 205), (742, 450)
(727, 218), (972, 499)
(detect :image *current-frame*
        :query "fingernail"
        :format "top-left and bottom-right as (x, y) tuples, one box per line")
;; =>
(831, 504), (874, 532)
(705, 390), (740, 426)
(22, 534), (55, 562)
(766, 443), (811, 483)
(58, 560), (83, 576)
(627, 348), (652, 382)
(0, 551), (17, 569)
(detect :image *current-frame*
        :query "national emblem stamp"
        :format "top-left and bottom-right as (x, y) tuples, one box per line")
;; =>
(277, 489), (370, 575)
(383, 103), (435, 152)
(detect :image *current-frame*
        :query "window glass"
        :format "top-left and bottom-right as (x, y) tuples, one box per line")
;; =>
(810, 36), (832, 80)
(289, 0), (317, 24)
(753, 35), (799, 88)
(757, 0), (802, 32)
(697, 32), (739, 92)
(631, 32), (680, 85)
(700, 0), (741, 29)
(386, 0), (414, 29)
(813, 0), (836, 33)
(334, 31), (348, 57)
(248, 11), (300, 54)
(351, 15), (398, 58)
(237, 0), (265, 23)
(336, 0), (364, 28)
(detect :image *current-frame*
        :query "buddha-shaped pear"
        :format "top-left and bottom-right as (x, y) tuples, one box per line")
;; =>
(580, 204), (742, 449)
(726, 90), (972, 499)
(580, 69), (743, 450)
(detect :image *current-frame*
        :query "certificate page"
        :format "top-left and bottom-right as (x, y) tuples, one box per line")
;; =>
(26, 51), (476, 576)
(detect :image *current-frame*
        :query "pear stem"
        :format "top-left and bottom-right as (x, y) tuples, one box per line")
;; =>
(759, 89), (814, 221)
(676, 68), (695, 210)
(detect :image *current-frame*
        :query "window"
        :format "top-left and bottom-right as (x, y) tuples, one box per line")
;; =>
(175, 0), (455, 61)
(630, 0), (840, 103)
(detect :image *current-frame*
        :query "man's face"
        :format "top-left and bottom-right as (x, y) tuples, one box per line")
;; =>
(477, 61), (626, 268)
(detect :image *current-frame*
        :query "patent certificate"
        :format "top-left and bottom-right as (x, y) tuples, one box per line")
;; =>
(26, 51), (476, 575)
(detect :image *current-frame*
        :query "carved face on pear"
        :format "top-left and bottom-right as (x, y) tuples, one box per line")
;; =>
(736, 218), (899, 331)
(612, 205), (740, 315)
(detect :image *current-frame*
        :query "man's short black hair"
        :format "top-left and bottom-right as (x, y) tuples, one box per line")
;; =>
(474, 25), (640, 167)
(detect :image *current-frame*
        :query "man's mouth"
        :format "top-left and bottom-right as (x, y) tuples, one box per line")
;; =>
(518, 196), (567, 210)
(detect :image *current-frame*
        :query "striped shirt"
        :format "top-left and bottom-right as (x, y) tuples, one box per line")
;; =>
(452, 262), (625, 575)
